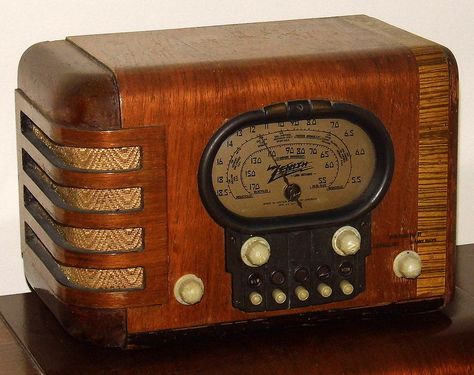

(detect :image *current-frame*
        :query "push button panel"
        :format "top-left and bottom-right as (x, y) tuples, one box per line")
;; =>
(226, 215), (370, 312)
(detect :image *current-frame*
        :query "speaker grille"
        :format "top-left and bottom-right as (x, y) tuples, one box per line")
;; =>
(18, 95), (167, 304)
(25, 187), (144, 253)
(59, 265), (144, 290)
(32, 162), (142, 211)
(30, 121), (141, 171)
(55, 225), (143, 252)
(25, 224), (144, 290)
(20, 109), (147, 292)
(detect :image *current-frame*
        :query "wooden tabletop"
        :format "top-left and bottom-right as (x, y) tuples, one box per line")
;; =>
(1, 244), (473, 375)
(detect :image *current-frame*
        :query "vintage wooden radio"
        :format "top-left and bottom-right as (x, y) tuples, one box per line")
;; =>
(16, 15), (458, 348)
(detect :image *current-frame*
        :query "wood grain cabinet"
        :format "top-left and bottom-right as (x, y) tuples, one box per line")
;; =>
(16, 15), (458, 348)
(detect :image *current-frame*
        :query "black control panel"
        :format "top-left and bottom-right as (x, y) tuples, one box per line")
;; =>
(225, 215), (370, 312)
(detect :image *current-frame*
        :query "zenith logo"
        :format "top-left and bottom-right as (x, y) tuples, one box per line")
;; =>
(267, 161), (312, 183)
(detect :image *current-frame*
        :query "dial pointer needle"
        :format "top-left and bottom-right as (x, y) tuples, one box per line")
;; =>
(258, 135), (303, 208)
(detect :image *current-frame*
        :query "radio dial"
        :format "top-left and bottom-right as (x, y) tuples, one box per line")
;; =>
(241, 237), (271, 267)
(198, 99), (395, 313)
(332, 226), (361, 256)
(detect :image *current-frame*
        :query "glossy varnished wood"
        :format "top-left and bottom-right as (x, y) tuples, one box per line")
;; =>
(68, 16), (454, 331)
(0, 316), (39, 374)
(18, 40), (120, 130)
(1, 244), (473, 374)
(16, 92), (169, 308)
(16, 15), (458, 343)
(415, 46), (453, 297)
(346, 17), (458, 301)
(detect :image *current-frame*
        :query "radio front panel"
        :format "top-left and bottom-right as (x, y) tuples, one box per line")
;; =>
(16, 16), (457, 348)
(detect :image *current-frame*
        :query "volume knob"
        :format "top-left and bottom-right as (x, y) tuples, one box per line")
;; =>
(174, 274), (204, 305)
(332, 226), (361, 256)
(241, 237), (271, 267)
(393, 251), (422, 279)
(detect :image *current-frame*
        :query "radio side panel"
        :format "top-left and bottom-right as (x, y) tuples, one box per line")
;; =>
(17, 42), (169, 346)
(18, 40), (121, 130)
(347, 15), (459, 305)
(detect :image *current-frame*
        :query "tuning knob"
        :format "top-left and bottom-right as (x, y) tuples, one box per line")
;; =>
(241, 237), (271, 267)
(393, 251), (422, 279)
(174, 274), (204, 305)
(332, 226), (361, 256)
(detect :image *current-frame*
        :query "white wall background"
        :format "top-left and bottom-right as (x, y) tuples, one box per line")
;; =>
(1, 0), (473, 296)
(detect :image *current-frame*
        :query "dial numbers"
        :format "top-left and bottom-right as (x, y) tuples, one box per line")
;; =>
(211, 119), (376, 218)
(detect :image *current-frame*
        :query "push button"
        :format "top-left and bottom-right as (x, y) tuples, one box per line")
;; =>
(317, 283), (333, 298)
(339, 261), (353, 277)
(294, 267), (309, 282)
(295, 286), (310, 301)
(249, 292), (263, 306)
(339, 280), (354, 295)
(272, 289), (287, 304)
(316, 265), (331, 280)
(271, 271), (286, 285)
(248, 273), (263, 287)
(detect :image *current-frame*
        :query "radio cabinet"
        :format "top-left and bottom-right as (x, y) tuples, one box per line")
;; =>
(16, 15), (458, 347)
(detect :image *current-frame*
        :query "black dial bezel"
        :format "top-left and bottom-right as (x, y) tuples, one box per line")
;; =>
(198, 100), (394, 234)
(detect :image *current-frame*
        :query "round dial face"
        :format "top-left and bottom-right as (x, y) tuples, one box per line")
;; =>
(211, 119), (377, 218)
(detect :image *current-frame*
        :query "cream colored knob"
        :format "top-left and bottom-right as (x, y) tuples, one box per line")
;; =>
(339, 280), (354, 295)
(272, 289), (287, 304)
(174, 274), (204, 305)
(295, 286), (310, 301)
(241, 237), (271, 267)
(393, 251), (422, 279)
(332, 226), (361, 256)
(249, 292), (263, 306)
(317, 283), (333, 298)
